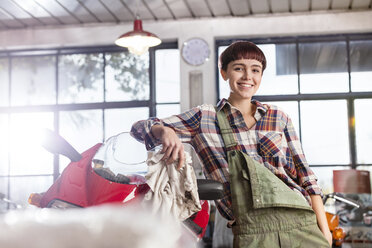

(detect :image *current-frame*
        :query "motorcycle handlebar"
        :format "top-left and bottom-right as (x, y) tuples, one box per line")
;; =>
(197, 179), (224, 200)
(323, 192), (361, 209)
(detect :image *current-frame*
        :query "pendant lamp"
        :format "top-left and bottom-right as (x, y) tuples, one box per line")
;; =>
(115, 18), (161, 55)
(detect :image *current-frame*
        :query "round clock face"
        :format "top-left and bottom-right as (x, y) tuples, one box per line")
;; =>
(181, 38), (210, 66)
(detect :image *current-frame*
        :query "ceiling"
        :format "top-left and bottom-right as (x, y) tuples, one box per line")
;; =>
(0, 0), (371, 30)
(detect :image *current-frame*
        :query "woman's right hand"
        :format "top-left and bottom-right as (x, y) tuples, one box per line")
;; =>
(151, 125), (185, 170)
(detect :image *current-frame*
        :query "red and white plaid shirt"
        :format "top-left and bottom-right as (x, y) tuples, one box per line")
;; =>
(131, 98), (322, 220)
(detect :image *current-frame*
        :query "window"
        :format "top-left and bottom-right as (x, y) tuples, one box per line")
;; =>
(105, 52), (149, 101)
(58, 53), (104, 104)
(0, 43), (179, 206)
(155, 49), (181, 118)
(354, 99), (372, 164)
(0, 114), (8, 176)
(300, 100), (349, 165)
(350, 40), (372, 92)
(12, 56), (56, 106)
(0, 58), (9, 106)
(258, 44), (299, 95)
(217, 34), (372, 193)
(299, 41), (349, 93)
(9, 112), (54, 175)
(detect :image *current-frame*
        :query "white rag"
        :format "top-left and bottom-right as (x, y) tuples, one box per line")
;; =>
(142, 150), (201, 221)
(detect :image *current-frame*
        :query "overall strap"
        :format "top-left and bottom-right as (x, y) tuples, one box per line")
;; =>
(216, 107), (237, 150)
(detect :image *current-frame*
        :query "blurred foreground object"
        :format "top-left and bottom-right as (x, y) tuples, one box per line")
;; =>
(0, 204), (194, 248)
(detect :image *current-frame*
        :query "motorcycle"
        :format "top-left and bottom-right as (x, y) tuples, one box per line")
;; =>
(28, 129), (224, 242)
(323, 192), (372, 247)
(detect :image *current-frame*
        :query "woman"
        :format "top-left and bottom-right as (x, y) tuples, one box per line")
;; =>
(131, 41), (332, 247)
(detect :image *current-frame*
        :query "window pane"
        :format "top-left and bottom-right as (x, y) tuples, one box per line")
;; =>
(104, 107), (149, 138)
(263, 101), (300, 135)
(355, 99), (372, 164)
(0, 58), (9, 106)
(218, 46), (230, 100)
(59, 110), (102, 172)
(0, 177), (7, 196)
(58, 53), (104, 103)
(156, 104), (181, 119)
(60, 110), (103, 152)
(0, 114), (9, 175)
(350, 40), (372, 92)
(300, 100), (349, 165)
(256, 44), (298, 95)
(9, 175), (53, 205)
(0, 177), (8, 212)
(11, 56), (56, 106)
(105, 52), (149, 101)
(311, 166), (350, 195)
(156, 49), (180, 102)
(299, 42), (349, 93)
(9, 112), (54, 175)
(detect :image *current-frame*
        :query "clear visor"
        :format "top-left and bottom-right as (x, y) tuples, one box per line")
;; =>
(92, 132), (204, 184)
(92, 132), (148, 184)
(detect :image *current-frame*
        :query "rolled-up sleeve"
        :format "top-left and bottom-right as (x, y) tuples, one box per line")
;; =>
(130, 106), (203, 150)
(131, 118), (163, 150)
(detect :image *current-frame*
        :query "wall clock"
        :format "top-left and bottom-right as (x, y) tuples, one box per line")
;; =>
(181, 38), (210, 66)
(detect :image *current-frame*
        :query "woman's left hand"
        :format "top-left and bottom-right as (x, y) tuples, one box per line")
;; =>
(322, 229), (332, 247)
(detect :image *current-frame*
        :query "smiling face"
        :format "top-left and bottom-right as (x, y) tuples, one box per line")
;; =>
(221, 59), (263, 101)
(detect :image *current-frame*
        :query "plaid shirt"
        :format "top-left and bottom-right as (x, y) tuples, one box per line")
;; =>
(131, 98), (322, 220)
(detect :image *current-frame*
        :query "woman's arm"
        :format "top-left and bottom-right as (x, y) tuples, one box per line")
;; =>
(310, 194), (332, 246)
(282, 113), (331, 245)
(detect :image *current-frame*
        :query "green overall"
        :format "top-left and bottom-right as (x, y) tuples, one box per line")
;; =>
(216, 109), (330, 248)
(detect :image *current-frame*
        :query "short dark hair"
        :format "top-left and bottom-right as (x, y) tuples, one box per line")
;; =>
(219, 41), (266, 72)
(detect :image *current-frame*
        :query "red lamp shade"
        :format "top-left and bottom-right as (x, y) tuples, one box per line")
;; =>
(115, 19), (161, 55)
